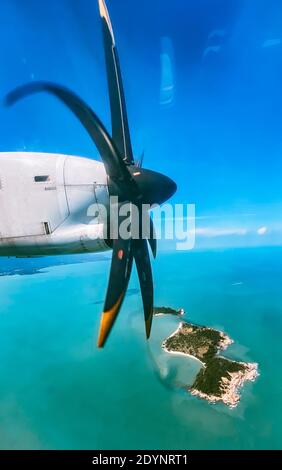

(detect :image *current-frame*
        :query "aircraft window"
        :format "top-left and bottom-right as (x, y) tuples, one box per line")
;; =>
(34, 175), (50, 182)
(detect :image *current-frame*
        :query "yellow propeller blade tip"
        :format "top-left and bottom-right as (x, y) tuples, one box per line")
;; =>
(97, 296), (124, 348)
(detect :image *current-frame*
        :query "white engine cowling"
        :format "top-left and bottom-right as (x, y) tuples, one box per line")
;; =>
(0, 152), (110, 257)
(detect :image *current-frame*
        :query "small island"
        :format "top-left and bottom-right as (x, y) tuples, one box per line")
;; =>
(190, 356), (258, 407)
(154, 308), (259, 408)
(153, 306), (184, 317)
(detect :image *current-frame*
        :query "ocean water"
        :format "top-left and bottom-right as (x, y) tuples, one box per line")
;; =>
(0, 247), (281, 450)
(0, 0), (282, 451)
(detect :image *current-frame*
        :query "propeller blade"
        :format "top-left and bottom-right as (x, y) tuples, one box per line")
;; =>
(140, 210), (157, 258)
(133, 239), (154, 339)
(148, 216), (157, 258)
(5, 82), (138, 195)
(98, 0), (134, 165)
(98, 235), (133, 348)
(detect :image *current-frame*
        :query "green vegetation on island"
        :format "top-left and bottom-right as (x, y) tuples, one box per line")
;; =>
(191, 356), (245, 397)
(164, 323), (224, 362)
(153, 306), (184, 316)
(159, 312), (258, 408)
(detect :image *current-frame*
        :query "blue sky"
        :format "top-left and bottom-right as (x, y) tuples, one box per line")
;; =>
(0, 0), (281, 249)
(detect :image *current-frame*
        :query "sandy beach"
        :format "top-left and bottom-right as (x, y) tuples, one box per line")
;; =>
(162, 321), (259, 408)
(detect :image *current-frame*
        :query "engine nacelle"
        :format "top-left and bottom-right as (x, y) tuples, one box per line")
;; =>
(0, 152), (110, 257)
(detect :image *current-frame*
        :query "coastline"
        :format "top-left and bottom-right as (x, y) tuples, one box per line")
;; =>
(163, 321), (233, 364)
(162, 345), (205, 366)
(161, 318), (259, 408)
(162, 322), (205, 365)
(190, 361), (259, 408)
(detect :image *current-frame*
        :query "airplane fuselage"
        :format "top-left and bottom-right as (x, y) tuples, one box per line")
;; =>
(0, 152), (110, 257)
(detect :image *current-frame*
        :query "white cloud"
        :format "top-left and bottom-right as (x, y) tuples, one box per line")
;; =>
(196, 227), (248, 238)
(257, 226), (268, 235)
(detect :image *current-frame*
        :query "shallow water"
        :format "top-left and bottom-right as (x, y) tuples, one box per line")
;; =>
(0, 0), (281, 451)
(0, 247), (281, 449)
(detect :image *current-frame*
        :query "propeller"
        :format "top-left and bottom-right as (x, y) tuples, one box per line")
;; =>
(5, 0), (177, 347)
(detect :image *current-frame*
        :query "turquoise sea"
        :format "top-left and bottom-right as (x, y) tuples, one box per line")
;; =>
(0, 0), (281, 452)
(0, 247), (281, 450)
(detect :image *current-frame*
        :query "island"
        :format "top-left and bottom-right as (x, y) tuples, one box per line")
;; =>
(153, 306), (184, 317)
(154, 309), (259, 408)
